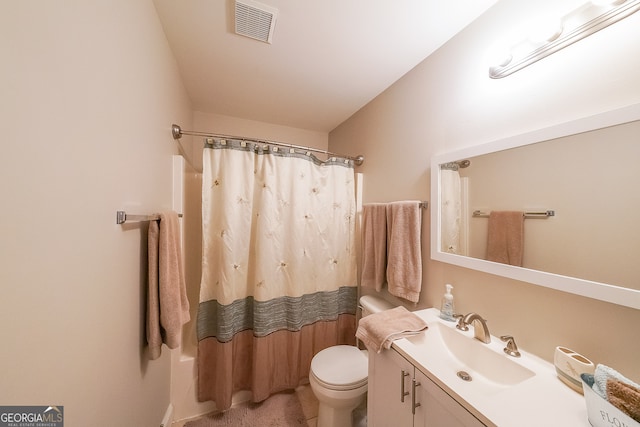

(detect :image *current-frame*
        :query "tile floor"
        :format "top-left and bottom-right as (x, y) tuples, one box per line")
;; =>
(171, 384), (319, 427)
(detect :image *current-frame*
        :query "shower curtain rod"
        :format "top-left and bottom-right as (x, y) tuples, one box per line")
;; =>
(171, 124), (364, 166)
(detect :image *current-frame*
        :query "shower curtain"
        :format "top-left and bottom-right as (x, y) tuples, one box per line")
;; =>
(440, 163), (462, 254)
(197, 139), (358, 410)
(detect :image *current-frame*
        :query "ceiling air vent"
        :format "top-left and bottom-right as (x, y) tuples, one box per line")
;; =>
(235, 0), (278, 44)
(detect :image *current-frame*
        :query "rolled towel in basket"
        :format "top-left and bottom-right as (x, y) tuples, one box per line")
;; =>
(593, 364), (640, 400)
(607, 378), (640, 422)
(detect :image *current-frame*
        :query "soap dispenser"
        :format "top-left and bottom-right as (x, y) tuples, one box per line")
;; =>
(440, 284), (455, 321)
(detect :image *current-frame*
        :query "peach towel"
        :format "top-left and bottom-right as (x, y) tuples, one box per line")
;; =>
(486, 211), (524, 267)
(147, 211), (190, 360)
(356, 306), (428, 353)
(386, 201), (422, 303)
(361, 203), (388, 291)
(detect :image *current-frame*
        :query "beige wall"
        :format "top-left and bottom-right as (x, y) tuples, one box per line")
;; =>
(0, 1), (192, 425)
(330, 0), (640, 382)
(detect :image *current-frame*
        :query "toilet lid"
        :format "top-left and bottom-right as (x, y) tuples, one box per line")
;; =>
(310, 345), (368, 390)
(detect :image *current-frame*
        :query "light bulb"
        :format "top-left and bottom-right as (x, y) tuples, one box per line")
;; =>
(486, 44), (513, 69)
(591, 0), (627, 6)
(528, 18), (563, 43)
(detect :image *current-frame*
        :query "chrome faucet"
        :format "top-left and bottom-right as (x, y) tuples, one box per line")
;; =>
(500, 335), (521, 357)
(456, 312), (491, 344)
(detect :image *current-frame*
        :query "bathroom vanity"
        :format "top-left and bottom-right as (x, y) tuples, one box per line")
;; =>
(369, 347), (484, 426)
(367, 308), (588, 426)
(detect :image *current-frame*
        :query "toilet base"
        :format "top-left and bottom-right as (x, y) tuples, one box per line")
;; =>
(316, 393), (367, 427)
(310, 372), (367, 427)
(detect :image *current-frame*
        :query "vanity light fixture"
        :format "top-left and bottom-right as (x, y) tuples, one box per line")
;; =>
(489, 0), (640, 78)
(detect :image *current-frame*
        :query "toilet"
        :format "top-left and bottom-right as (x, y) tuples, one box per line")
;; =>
(309, 295), (395, 427)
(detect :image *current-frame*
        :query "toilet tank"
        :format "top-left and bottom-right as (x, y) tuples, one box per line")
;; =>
(359, 295), (395, 317)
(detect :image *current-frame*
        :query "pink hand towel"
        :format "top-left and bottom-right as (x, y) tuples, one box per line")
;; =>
(386, 201), (423, 303)
(486, 211), (524, 267)
(361, 203), (388, 291)
(147, 211), (190, 360)
(356, 306), (428, 353)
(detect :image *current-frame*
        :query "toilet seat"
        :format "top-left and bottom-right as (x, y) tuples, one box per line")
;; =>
(310, 345), (368, 391)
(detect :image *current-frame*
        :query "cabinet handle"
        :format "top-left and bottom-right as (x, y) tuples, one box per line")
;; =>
(411, 379), (422, 415)
(400, 370), (410, 402)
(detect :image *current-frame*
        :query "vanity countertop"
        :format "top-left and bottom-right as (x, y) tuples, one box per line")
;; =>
(391, 308), (589, 427)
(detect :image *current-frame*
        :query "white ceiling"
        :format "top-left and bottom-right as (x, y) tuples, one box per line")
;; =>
(153, 0), (499, 132)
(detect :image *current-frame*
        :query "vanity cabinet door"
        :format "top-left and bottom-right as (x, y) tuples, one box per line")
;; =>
(369, 347), (486, 427)
(413, 369), (486, 427)
(367, 346), (415, 427)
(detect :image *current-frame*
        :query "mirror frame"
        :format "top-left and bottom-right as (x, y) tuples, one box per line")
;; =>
(431, 103), (640, 310)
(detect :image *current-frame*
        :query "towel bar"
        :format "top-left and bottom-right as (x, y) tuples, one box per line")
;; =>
(472, 210), (555, 218)
(116, 210), (183, 224)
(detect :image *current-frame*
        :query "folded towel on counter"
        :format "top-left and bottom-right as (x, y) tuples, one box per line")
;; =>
(607, 378), (640, 422)
(486, 211), (524, 266)
(385, 201), (423, 303)
(147, 211), (190, 360)
(356, 306), (428, 353)
(361, 203), (388, 291)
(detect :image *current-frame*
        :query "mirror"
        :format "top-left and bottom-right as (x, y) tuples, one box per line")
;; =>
(431, 103), (640, 310)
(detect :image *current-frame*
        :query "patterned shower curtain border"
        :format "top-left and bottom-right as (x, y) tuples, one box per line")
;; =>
(197, 286), (357, 342)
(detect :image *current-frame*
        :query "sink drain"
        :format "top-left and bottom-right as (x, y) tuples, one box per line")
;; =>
(457, 371), (472, 382)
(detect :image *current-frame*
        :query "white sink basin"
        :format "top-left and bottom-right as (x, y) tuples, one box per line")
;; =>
(407, 322), (535, 387)
(390, 308), (588, 427)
